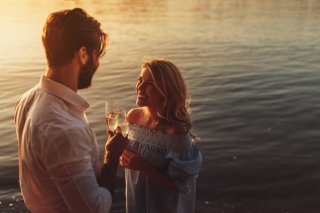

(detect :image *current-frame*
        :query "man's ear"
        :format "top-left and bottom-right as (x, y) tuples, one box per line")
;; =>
(78, 46), (88, 65)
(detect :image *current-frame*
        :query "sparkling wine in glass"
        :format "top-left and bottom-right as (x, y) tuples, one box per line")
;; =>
(105, 101), (129, 136)
(105, 101), (119, 132)
(118, 108), (129, 136)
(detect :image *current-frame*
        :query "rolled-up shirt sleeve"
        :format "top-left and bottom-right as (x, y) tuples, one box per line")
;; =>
(167, 144), (202, 193)
(42, 128), (112, 213)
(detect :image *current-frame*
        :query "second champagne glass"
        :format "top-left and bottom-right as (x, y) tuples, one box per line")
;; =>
(118, 108), (129, 136)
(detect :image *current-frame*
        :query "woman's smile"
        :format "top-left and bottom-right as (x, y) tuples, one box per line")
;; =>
(135, 67), (163, 108)
(137, 93), (148, 99)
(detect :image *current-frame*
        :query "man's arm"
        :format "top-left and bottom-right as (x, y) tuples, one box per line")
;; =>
(44, 128), (126, 213)
(97, 130), (127, 196)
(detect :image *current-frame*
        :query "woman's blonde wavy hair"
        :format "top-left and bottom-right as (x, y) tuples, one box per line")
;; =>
(142, 58), (195, 138)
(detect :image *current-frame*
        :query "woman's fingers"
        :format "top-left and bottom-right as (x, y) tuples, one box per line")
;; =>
(120, 155), (126, 167)
(120, 150), (131, 167)
(120, 148), (145, 170)
(120, 155), (128, 166)
(124, 148), (140, 156)
(120, 149), (137, 168)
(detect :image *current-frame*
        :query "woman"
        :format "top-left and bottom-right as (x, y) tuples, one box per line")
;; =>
(120, 58), (202, 213)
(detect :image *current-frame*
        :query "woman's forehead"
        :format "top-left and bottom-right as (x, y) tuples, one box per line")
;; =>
(140, 67), (153, 80)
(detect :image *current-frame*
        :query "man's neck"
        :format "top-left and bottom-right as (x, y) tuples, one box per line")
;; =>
(45, 63), (79, 91)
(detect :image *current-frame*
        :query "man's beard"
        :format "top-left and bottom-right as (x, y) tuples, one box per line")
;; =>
(78, 56), (97, 89)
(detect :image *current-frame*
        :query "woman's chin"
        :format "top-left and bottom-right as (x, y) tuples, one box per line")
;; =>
(136, 99), (145, 107)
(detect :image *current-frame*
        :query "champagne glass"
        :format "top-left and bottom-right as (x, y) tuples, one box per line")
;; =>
(105, 100), (119, 132)
(118, 108), (129, 136)
(105, 100), (129, 136)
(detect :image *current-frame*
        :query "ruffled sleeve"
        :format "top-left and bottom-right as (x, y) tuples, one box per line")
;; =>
(167, 144), (202, 193)
(127, 123), (202, 194)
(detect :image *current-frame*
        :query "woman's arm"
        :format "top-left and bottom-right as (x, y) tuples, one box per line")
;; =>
(120, 148), (179, 191)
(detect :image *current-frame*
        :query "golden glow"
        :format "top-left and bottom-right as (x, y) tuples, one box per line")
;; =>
(0, 1), (108, 65)
(0, 1), (47, 64)
(0, 0), (317, 68)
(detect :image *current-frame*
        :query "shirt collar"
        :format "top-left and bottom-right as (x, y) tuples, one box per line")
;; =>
(39, 75), (90, 111)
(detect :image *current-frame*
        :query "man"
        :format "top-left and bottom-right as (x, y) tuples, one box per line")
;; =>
(14, 8), (127, 213)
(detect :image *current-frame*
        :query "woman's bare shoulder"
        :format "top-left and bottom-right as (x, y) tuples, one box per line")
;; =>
(126, 107), (144, 123)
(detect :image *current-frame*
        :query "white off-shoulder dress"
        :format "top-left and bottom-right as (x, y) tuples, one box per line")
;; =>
(125, 123), (202, 213)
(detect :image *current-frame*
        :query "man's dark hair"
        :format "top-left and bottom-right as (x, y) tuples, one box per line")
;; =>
(42, 8), (108, 67)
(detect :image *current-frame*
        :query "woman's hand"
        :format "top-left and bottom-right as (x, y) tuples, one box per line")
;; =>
(121, 148), (179, 191)
(120, 148), (148, 171)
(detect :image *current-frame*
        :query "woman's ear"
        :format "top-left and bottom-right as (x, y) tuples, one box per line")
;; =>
(78, 46), (88, 65)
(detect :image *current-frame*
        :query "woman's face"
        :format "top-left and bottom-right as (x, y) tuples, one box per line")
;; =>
(136, 67), (163, 109)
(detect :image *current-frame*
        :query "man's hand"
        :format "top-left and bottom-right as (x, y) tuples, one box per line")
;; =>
(104, 128), (128, 163)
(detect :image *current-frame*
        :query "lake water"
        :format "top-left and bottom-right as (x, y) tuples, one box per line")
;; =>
(1, 0), (320, 212)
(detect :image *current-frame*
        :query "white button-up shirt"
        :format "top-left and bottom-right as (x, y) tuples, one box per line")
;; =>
(14, 75), (111, 213)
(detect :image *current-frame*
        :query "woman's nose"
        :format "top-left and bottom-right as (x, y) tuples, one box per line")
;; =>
(136, 82), (143, 92)
(137, 82), (145, 91)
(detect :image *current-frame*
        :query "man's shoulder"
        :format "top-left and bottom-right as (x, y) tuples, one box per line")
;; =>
(21, 90), (89, 139)
(24, 87), (83, 125)
(14, 84), (41, 123)
(15, 84), (40, 107)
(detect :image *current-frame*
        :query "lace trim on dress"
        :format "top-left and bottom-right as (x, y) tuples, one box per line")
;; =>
(127, 123), (192, 152)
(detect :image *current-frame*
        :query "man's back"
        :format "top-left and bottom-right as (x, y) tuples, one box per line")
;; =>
(14, 76), (111, 213)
